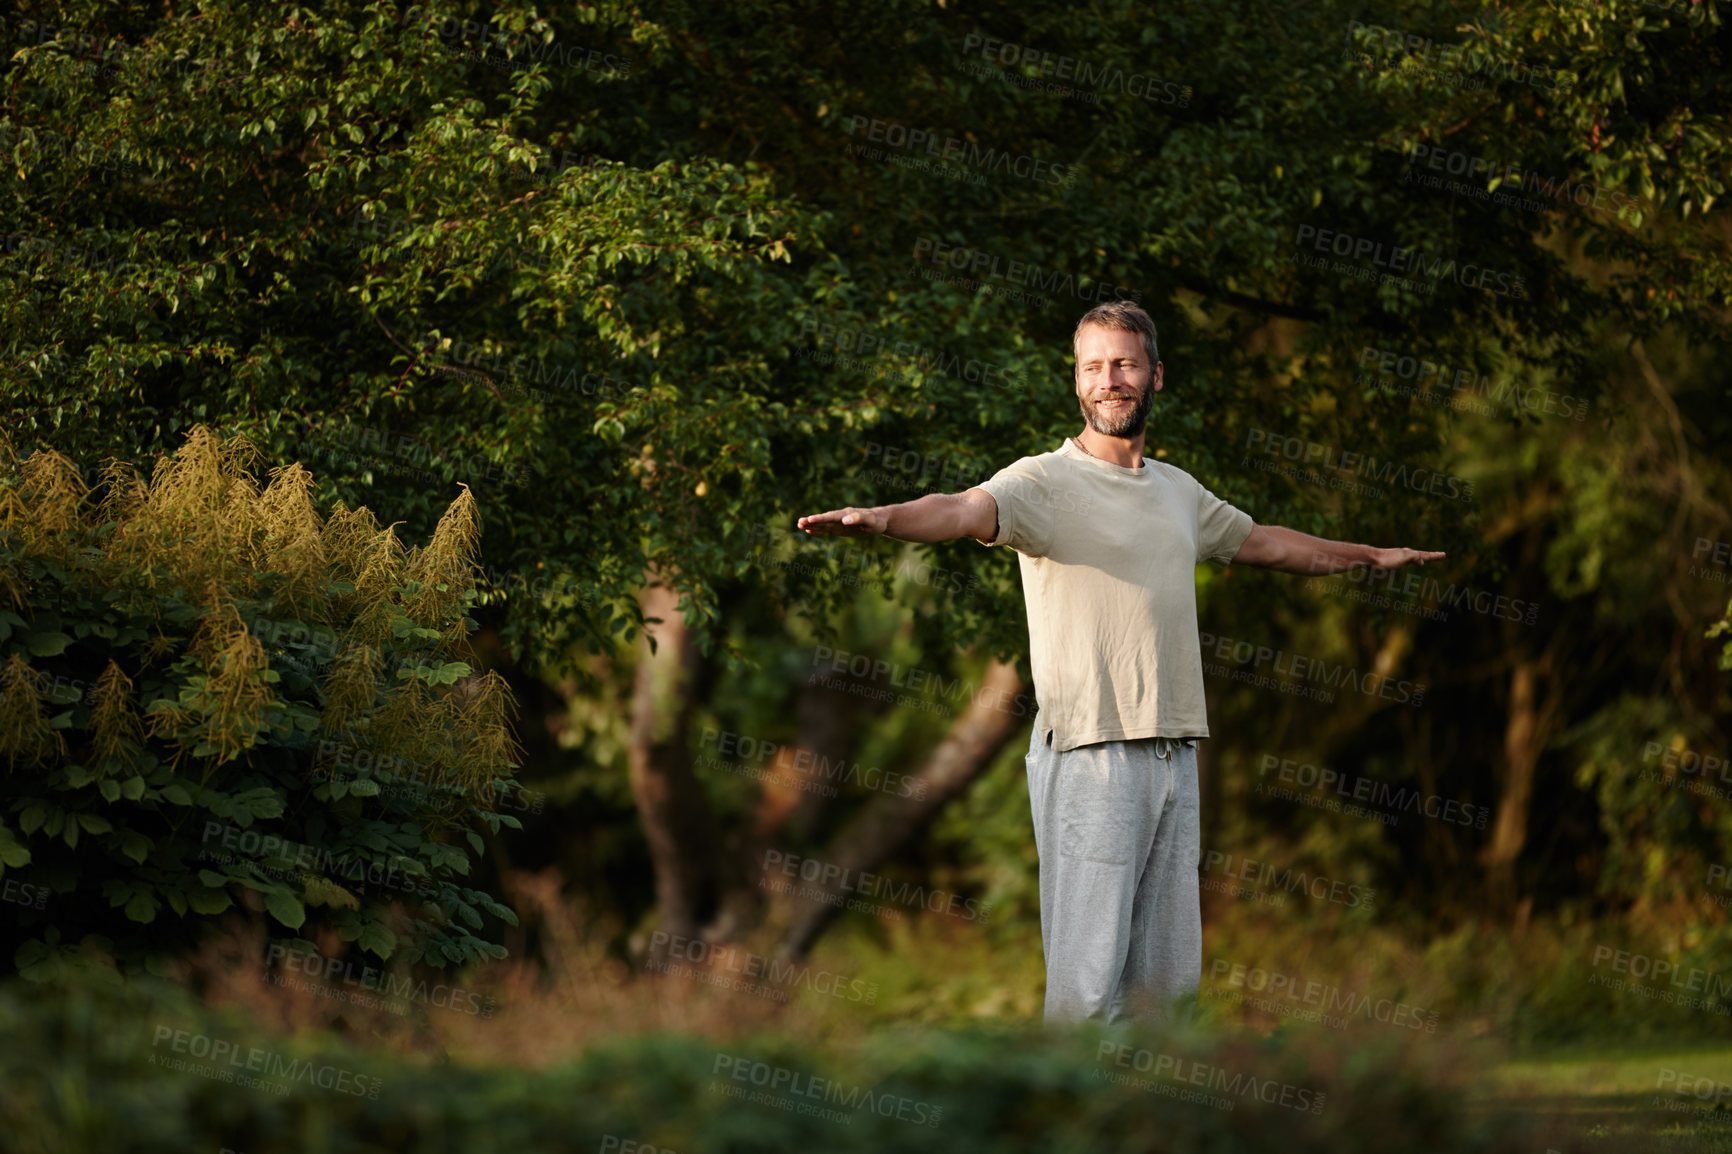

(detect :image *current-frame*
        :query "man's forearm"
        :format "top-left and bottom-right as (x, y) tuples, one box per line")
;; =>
(1262, 526), (1380, 574)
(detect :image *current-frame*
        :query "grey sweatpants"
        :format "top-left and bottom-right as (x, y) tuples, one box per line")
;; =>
(1025, 726), (1202, 1027)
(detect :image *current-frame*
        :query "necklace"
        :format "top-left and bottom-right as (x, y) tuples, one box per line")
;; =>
(1073, 435), (1143, 468)
(1073, 435), (1117, 462)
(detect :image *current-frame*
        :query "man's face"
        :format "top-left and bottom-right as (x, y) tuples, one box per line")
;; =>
(1074, 324), (1163, 438)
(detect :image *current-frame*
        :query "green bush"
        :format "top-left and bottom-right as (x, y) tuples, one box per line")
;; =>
(0, 971), (1591, 1154)
(0, 427), (520, 978)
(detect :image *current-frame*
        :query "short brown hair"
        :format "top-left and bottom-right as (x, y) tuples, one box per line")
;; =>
(1073, 301), (1158, 368)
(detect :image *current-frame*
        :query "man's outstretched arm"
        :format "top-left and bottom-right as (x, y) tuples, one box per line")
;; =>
(1231, 523), (1445, 575)
(798, 489), (999, 545)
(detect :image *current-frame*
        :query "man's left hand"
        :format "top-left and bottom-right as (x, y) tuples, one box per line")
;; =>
(1368, 547), (1447, 570)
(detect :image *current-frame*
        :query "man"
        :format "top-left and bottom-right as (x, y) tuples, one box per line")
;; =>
(796, 301), (1443, 1026)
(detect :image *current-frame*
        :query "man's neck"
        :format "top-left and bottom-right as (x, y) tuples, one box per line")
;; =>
(1074, 427), (1147, 468)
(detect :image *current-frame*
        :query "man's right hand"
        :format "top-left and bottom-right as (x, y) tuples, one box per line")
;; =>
(798, 490), (998, 544)
(798, 507), (889, 536)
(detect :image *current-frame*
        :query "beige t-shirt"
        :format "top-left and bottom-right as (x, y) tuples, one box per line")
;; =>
(974, 439), (1255, 750)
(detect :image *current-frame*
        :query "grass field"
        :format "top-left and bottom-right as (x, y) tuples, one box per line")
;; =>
(1476, 1044), (1732, 1152)
(2, 899), (1727, 1151)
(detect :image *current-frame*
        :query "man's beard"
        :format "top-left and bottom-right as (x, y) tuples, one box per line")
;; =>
(1079, 380), (1155, 438)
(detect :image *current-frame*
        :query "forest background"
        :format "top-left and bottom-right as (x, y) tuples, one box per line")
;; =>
(1, 1), (1730, 1150)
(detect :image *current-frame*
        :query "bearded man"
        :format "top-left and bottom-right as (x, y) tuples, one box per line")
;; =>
(798, 301), (1443, 1025)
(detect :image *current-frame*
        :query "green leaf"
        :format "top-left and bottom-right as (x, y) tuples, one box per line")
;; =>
(24, 631), (72, 657)
(188, 887), (232, 915)
(124, 888), (159, 923)
(120, 830), (152, 864)
(264, 889), (306, 930)
(357, 920), (396, 958)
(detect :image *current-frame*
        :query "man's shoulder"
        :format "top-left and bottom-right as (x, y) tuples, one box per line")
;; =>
(1144, 458), (1204, 490)
(980, 447), (1067, 484)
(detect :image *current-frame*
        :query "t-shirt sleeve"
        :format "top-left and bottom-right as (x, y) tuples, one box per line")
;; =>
(1196, 478), (1255, 565)
(975, 458), (1055, 558)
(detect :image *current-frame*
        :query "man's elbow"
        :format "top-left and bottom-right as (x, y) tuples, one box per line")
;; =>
(1229, 525), (1273, 569)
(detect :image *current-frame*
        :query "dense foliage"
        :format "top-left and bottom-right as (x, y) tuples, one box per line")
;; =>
(0, 427), (521, 977)
(1, 0), (1730, 1020)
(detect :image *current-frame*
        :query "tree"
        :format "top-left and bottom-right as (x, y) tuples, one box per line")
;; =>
(4, 0), (1731, 961)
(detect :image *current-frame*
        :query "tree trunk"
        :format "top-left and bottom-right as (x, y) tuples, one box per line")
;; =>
(702, 667), (868, 942)
(1480, 644), (1562, 914)
(775, 658), (1029, 959)
(626, 577), (717, 966)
